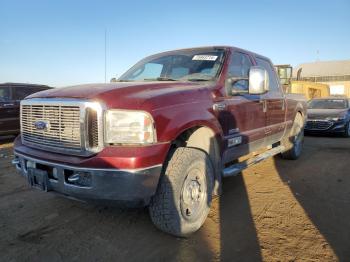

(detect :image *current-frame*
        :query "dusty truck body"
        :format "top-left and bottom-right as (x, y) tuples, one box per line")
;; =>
(13, 46), (307, 236)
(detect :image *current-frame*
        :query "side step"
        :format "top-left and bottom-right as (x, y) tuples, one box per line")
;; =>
(222, 145), (285, 177)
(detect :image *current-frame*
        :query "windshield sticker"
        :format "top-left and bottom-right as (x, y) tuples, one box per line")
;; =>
(192, 55), (218, 61)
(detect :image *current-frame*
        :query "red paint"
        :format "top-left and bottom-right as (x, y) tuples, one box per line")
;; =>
(14, 136), (170, 169)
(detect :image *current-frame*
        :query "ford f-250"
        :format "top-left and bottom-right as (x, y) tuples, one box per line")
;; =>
(13, 46), (307, 236)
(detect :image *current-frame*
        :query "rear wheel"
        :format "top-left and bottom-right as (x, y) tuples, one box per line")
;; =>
(149, 147), (214, 237)
(281, 113), (304, 160)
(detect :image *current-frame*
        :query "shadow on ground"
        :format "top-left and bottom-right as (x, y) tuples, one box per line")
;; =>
(275, 135), (350, 260)
(1, 136), (349, 261)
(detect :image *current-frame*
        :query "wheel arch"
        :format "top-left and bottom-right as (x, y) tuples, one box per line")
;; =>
(162, 124), (223, 196)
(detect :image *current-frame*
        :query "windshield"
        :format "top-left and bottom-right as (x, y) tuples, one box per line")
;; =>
(308, 99), (348, 109)
(119, 49), (226, 82)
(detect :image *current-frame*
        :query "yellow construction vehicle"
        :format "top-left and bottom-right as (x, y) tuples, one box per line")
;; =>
(275, 64), (330, 100)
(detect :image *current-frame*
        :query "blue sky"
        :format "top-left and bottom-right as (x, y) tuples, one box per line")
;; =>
(1, 0), (349, 87)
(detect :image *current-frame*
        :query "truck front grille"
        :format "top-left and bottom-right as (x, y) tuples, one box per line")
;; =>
(305, 120), (333, 130)
(87, 108), (99, 148)
(22, 104), (82, 150)
(21, 99), (103, 156)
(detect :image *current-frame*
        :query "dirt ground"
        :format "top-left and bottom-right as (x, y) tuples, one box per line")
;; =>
(0, 135), (349, 262)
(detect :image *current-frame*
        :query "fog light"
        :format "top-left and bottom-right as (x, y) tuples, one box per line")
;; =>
(67, 172), (92, 187)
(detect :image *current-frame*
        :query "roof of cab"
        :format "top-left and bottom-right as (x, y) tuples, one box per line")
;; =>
(145, 45), (271, 62)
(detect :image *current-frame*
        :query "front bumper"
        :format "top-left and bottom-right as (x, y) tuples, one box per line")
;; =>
(13, 152), (162, 206)
(304, 119), (347, 134)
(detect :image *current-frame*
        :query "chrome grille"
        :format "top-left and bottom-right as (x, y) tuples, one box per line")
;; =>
(21, 99), (104, 156)
(21, 104), (82, 150)
(87, 108), (99, 148)
(305, 120), (333, 130)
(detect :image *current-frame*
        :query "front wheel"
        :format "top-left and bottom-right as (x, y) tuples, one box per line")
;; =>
(149, 147), (214, 237)
(281, 113), (304, 160)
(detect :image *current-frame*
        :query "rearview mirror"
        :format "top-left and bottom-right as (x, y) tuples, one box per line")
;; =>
(249, 66), (269, 94)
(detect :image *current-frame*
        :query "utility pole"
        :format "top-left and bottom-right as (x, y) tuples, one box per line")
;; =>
(104, 28), (107, 83)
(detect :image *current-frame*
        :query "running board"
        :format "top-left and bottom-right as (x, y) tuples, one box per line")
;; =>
(222, 145), (285, 177)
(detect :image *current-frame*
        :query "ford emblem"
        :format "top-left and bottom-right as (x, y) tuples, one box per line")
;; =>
(34, 120), (49, 130)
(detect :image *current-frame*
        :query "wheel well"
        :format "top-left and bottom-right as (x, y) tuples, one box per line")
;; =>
(170, 126), (221, 155)
(297, 110), (305, 124)
(171, 126), (200, 148)
(165, 126), (222, 195)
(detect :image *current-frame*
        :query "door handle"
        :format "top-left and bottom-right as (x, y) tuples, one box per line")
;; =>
(260, 100), (267, 113)
(4, 103), (15, 107)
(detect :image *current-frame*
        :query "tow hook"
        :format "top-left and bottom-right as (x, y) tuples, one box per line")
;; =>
(12, 157), (22, 171)
(67, 172), (92, 187)
(67, 173), (80, 183)
(12, 158), (20, 165)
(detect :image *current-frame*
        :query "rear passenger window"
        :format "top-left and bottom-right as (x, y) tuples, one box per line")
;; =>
(255, 57), (280, 92)
(227, 52), (253, 92)
(0, 86), (11, 102)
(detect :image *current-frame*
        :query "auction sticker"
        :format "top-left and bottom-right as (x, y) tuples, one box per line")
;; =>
(192, 55), (218, 61)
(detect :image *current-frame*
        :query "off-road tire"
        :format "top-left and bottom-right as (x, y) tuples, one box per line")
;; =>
(149, 147), (214, 237)
(281, 113), (304, 160)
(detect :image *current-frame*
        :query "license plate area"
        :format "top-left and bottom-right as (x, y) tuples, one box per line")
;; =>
(27, 168), (52, 191)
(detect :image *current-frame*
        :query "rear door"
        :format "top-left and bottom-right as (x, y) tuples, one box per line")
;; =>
(218, 51), (267, 163)
(256, 57), (286, 144)
(0, 85), (19, 134)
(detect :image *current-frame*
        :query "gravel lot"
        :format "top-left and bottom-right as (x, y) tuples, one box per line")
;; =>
(1, 135), (349, 262)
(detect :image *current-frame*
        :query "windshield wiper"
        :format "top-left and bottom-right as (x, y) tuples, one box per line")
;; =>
(115, 79), (134, 82)
(185, 78), (212, 82)
(143, 77), (177, 81)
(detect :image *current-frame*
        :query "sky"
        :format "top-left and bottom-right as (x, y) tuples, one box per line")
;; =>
(0, 0), (349, 87)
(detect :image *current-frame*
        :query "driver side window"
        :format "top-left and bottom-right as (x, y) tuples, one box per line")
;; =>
(227, 52), (252, 94)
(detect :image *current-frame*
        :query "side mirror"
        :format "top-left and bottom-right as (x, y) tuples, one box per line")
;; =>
(249, 66), (269, 94)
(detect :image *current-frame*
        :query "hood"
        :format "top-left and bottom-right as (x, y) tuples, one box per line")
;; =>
(307, 108), (348, 120)
(26, 81), (214, 110)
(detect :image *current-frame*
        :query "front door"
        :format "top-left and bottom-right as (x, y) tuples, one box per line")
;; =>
(218, 51), (267, 163)
(256, 57), (286, 144)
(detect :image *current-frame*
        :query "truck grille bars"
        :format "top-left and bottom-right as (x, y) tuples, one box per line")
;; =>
(21, 99), (104, 156)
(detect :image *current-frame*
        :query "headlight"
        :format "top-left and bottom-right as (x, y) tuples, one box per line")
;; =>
(104, 109), (157, 144)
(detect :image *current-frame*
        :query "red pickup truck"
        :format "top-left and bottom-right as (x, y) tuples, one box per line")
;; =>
(13, 46), (306, 236)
